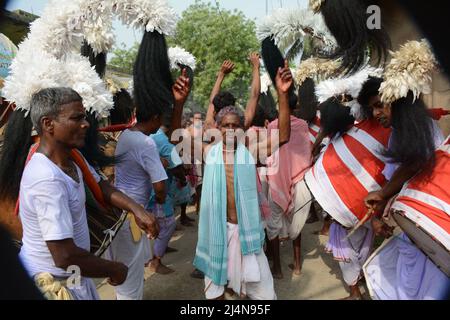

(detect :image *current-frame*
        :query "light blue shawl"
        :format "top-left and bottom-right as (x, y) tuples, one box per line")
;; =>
(193, 143), (265, 286)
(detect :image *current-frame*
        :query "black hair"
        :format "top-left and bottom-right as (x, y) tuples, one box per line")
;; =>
(261, 37), (298, 110)
(78, 112), (116, 168)
(212, 91), (236, 114)
(161, 111), (173, 129)
(133, 31), (174, 121)
(386, 92), (437, 172)
(357, 76), (383, 120)
(294, 77), (318, 124)
(319, 0), (390, 75)
(80, 41), (115, 168)
(0, 110), (33, 201)
(319, 97), (355, 136)
(80, 41), (107, 79)
(252, 91), (278, 127)
(110, 89), (134, 125)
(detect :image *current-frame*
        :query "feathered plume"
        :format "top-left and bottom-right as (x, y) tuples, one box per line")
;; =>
(379, 39), (437, 104)
(315, 66), (383, 120)
(295, 57), (341, 86)
(63, 53), (113, 118)
(168, 46), (196, 71)
(113, 0), (178, 35)
(257, 7), (336, 56)
(260, 73), (272, 94)
(310, 0), (325, 13)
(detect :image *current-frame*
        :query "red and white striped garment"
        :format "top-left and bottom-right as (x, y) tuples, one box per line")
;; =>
(305, 119), (392, 227)
(391, 136), (450, 250)
(308, 113), (321, 144)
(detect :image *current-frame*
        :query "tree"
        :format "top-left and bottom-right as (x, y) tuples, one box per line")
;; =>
(108, 42), (139, 74)
(167, 1), (259, 110)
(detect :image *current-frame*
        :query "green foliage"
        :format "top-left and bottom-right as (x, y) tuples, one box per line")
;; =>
(108, 1), (259, 111)
(167, 1), (259, 110)
(109, 42), (139, 74)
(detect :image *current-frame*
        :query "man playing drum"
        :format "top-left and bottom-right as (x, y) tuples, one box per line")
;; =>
(18, 88), (159, 300)
(304, 70), (392, 300)
(362, 41), (450, 299)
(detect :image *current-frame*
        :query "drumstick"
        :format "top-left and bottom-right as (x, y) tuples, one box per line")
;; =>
(346, 208), (375, 239)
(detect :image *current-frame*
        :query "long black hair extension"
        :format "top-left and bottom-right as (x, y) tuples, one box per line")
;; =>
(386, 92), (438, 172)
(80, 41), (107, 79)
(294, 77), (318, 124)
(261, 37), (298, 109)
(0, 109), (33, 201)
(319, 97), (355, 137)
(79, 42), (116, 168)
(252, 91), (278, 127)
(318, 0), (391, 75)
(110, 89), (134, 125)
(357, 76), (383, 120)
(133, 31), (174, 121)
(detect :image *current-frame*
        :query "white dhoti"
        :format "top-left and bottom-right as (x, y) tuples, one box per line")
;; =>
(103, 219), (148, 300)
(326, 222), (374, 286)
(266, 180), (312, 241)
(364, 232), (450, 300)
(69, 277), (100, 300)
(204, 223), (276, 300)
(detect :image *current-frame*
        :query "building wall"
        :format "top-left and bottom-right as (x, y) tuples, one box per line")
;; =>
(381, 0), (450, 136)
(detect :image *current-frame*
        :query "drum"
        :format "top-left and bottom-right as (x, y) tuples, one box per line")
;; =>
(85, 184), (127, 257)
(389, 142), (450, 276)
(392, 209), (450, 277)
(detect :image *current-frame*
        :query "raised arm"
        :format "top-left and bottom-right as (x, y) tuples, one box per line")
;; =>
(205, 60), (235, 129)
(168, 68), (190, 140)
(260, 60), (292, 158)
(243, 53), (261, 130)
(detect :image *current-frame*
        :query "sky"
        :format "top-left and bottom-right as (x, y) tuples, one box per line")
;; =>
(5, 0), (308, 49)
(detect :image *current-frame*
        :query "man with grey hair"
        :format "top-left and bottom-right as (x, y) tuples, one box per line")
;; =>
(193, 61), (293, 300)
(19, 87), (159, 300)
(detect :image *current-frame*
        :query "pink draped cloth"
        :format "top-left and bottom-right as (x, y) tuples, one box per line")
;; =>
(266, 116), (312, 215)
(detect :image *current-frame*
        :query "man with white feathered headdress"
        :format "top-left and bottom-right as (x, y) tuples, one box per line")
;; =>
(362, 40), (449, 300)
(301, 63), (392, 300)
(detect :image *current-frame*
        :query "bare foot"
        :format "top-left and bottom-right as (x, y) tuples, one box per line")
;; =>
(288, 263), (301, 276)
(190, 269), (204, 279)
(270, 267), (283, 279)
(149, 260), (175, 275)
(339, 285), (363, 300)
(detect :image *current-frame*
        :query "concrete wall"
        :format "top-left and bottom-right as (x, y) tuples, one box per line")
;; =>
(381, 0), (450, 136)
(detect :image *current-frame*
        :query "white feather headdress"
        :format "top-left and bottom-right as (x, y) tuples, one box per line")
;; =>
(260, 73), (272, 94)
(168, 46), (196, 71)
(113, 0), (178, 36)
(3, 0), (178, 117)
(257, 7), (336, 55)
(315, 66), (383, 120)
(379, 39), (437, 104)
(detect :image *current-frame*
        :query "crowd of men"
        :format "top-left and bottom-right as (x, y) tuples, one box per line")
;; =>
(0, 0), (449, 301)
